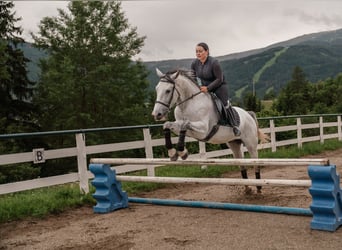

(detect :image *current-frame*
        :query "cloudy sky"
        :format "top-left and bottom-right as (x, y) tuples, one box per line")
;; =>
(13, 0), (342, 62)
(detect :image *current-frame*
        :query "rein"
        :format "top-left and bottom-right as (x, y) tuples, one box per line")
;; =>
(174, 91), (202, 107)
(156, 74), (202, 110)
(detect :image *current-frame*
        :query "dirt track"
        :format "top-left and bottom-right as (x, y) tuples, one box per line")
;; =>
(1, 149), (342, 249)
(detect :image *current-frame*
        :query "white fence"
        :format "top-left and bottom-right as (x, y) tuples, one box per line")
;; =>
(0, 114), (341, 195)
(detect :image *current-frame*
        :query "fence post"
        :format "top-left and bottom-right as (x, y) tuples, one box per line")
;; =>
(75, 133), (89, 193)
(270, 119), (276, 152)
(199, 141), (207, 169)
(319, 116), (324, 144)
(297, 118), (302, 148)
(143, 128), (155, 176)
(338, 115), (342, 141)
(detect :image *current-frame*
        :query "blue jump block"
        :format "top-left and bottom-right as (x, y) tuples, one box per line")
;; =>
(89, 163), (128, 213)
(308, 165), (342, 232)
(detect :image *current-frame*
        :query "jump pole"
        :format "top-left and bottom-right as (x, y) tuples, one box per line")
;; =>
(115, 175), (311, 187)
(89, 159), (342, 232)
(128, 197), (312, 216)
(90, 157), (330, 166)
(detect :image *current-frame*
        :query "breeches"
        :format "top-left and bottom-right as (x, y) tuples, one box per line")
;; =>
(213, 84), (228, 104)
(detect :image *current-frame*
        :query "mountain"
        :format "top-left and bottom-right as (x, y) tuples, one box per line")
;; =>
(21, 28), (342, 101)
(18, 43), (48, 82)
(145, 28), (342, 101)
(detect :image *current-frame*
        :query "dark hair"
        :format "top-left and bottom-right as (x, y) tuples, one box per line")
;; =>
(197, 42), (209, 51)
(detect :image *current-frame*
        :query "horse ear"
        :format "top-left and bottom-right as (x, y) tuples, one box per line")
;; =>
(170, 71), (179, 80)
(156, 68), (164, 78)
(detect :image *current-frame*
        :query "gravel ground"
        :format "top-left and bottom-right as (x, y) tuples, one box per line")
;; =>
(1, 149), (342, 250)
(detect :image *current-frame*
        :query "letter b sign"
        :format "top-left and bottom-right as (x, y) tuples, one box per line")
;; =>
(33, 148), (45, 164)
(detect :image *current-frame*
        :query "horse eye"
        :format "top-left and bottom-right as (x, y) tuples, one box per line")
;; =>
(165, 89), (171, 94)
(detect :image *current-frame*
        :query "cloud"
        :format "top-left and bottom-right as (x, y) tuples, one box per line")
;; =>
(13, 1), (342, 61)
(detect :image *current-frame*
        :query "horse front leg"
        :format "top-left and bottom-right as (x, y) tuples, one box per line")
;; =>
(163, 121), (190, 161)
(163, 128), (178, 161)
(176, 130), (188, 160)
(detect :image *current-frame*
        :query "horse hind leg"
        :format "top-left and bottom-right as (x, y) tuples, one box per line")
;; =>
(227, 140), (252, 195)
(246, 145), (262, 193)
(255, 168), (261, 193)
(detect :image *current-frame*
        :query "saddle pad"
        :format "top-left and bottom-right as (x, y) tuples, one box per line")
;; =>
(210, 93), (240, 127)
(231, 107), (240, 126)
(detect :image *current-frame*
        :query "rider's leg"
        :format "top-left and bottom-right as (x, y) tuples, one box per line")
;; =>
(225, 101), (241, 136)
(215, 86), (241, 136)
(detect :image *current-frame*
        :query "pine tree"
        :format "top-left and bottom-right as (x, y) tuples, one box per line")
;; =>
(275, 66), (311, 115)
(0, 1), (40, 184)
(0, 1), (37, 136)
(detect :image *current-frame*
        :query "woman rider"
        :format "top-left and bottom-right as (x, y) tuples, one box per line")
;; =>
(190, 42), (241, 136)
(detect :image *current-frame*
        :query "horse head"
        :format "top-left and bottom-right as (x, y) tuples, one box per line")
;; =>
(152, 68), (180, 121)
(152, 68), (200, 121)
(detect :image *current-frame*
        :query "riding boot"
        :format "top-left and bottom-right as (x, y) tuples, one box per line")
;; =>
(225, 101), (241, 136)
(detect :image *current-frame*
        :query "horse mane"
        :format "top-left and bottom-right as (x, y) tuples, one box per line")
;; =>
(165, 69), (197, 84)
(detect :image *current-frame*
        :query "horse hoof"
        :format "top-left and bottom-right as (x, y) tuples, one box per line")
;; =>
(168, 148), (178, 161)
(244, 186), (253, 195)
(170, 154), (178, 161)
(178, 149), (188, 160)
(181, 152), (188, 160)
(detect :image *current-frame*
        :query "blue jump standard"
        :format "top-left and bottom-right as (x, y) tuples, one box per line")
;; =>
(89, 163), (342, 232)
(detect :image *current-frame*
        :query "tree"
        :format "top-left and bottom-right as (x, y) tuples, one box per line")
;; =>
(0, 1), (37, 136)
(32, 1), (150, 135)
(243, 92), (261, 112)
(310, 74), (342, 114)
(29, 1), (152, 177)
(274, 66), (311, 115)
(0, 1), (40, 184)
(32, 1), (148, 133)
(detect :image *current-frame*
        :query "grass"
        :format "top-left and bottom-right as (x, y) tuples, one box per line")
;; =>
(1, 139), (342, 223)
(0, 183), (94, 223)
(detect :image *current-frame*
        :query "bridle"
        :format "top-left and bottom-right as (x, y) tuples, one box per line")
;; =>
(154, 73), (202, 110)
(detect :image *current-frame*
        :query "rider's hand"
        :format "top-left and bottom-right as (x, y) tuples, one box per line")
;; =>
(200, 86), (208, 93)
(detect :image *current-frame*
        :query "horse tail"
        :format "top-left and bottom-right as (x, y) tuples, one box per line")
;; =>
(247, 111), (270, 143)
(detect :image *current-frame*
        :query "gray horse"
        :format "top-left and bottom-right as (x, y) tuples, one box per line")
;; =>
(152, 68), (269, 193)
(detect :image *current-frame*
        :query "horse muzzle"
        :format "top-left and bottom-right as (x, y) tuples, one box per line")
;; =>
(151, 111), (168, 121)
(152, 102), (170, 121)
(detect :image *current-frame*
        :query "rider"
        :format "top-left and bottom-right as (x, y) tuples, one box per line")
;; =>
(190, 42), (241, 136)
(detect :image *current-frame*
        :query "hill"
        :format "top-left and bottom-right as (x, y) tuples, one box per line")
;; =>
(18, 43), (48, 82)
(22, 28), (342, 101)
(145, 28), (342, 101)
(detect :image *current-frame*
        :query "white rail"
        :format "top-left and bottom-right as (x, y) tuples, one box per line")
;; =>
(90, 158), (330, 166)
(114, 175), (311, 187)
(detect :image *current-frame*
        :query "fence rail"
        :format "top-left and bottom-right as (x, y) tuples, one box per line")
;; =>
(0, 114), (341, 195)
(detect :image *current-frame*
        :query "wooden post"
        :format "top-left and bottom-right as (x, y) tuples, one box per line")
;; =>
(297, 118), (302, 148)
(199, 141), (207, 169)
(270, 119), (276, 152)
(338, 115), (342, 141)
(143, 128), (155, 176)
(319, 116), (324, 144)
(75, 133), (89, 193)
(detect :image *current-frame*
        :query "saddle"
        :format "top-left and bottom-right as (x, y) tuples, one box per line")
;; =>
(210, 93), (240, 127)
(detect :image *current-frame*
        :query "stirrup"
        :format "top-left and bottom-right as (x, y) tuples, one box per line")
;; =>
(225, 100), (231, 109)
